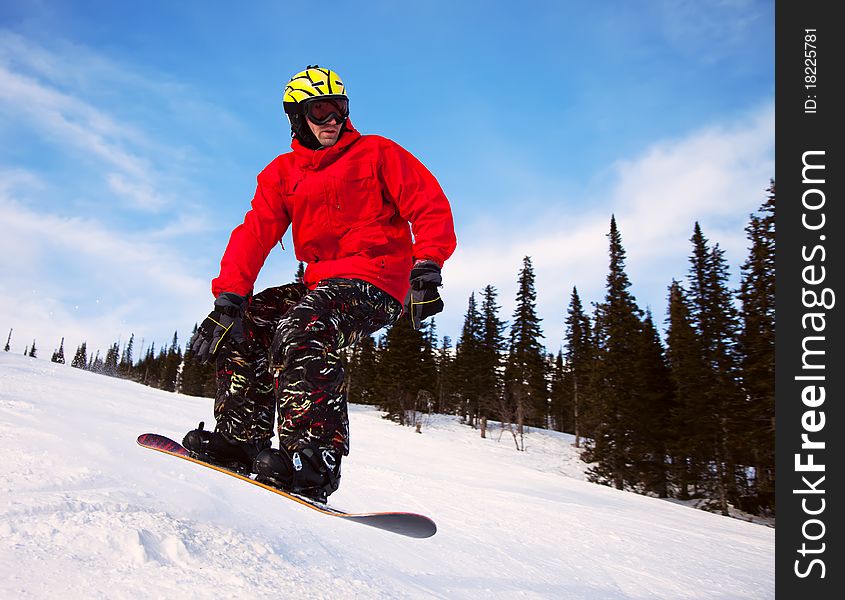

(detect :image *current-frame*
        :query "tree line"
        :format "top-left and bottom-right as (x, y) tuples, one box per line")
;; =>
(346, 181), (775, 517)
(5, 181), (775, 517)
(6, 326), (216, 397)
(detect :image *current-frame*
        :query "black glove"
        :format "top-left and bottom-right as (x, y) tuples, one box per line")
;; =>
(190, 292), (248, 364)
(404, 260), (444, 330)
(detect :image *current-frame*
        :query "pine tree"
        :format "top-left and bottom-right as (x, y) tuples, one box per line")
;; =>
(665, 280), (710, 500)
(4, 329), (11, 352)
(710, 244), (745, 513)
(548, 350), (569, 432)
(159, 332), (182, 392)
(104, 342), (120, 376)
(503, 257), (547, 444)
(686, 224), (743, 515)
(630, 310), (675, 497)
(180, 324), (215, 397)
(90, 349), (104, 373)
(347, 334), (379, 406)
(586, 216), (644, 490)
(51, 338), (66, 364)
(424, 318), (438, 362)
(564, 287), (593, 446)
(688, 223), (711, 339)
(140, 343), (158, 386)
(119, 334), (135, 378)
(71, 342), (88, 369)
(452, 292), (484, 426)
(477, 285), (506, 437)
(434, 335), (456, 414)
(295, 261), (306, 283)
(376, 318), (436, 426)
(180, 325), (201, 395)
(737, 181), (776, 514)
(154, 345), (169, 388)
(28, 340), (37, 358)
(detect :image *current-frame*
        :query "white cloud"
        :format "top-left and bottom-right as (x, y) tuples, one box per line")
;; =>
(444, 101), (774, 345)
(106, 173), (167, 211)
(0, 32), (240, 215)
(0, 32), (234, 356)
(0, 63), (165, 211)
(0, 175), (210, 357)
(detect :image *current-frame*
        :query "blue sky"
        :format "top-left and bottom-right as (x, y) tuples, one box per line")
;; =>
(0, 0), (773, 359)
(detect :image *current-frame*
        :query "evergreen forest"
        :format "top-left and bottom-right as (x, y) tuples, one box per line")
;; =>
(9, 182), (776, 517)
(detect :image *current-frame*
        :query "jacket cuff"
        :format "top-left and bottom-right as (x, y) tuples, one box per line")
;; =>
(413, 257), (442, 268)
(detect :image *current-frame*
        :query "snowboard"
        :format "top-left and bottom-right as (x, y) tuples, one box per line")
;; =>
(137, 433), (437, 539)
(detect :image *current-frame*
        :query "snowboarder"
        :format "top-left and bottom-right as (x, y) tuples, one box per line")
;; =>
(184, 66), (457, 502)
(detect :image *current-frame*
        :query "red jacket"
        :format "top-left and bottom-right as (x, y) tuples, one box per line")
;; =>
(211, 122), (457, 303)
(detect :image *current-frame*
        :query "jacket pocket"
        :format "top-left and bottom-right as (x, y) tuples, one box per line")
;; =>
(326, 161), (380, 224)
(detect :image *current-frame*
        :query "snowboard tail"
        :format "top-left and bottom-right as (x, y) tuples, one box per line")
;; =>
(137, 433), (436, 539)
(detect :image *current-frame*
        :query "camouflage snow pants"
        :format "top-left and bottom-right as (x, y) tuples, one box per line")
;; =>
(213, 278), (402, 455)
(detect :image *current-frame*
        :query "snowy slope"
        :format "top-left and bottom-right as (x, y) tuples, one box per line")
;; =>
(0, 353), (774, 599)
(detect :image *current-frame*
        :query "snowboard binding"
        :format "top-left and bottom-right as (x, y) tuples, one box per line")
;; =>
(254, 445), (341, 504)
(182, 422), (268, 475)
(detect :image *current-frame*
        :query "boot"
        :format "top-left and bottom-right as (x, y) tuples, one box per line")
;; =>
(182, 422), (269, 474)
(254, 445), (341, 503)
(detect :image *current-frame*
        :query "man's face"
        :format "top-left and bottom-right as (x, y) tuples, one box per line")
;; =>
(306, 113), (342, 147)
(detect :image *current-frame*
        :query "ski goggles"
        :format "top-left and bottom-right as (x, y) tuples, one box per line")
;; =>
(303, 97), (349, 125)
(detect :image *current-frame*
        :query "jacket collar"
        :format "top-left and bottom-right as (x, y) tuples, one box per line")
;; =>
(291, 120), (361, 171)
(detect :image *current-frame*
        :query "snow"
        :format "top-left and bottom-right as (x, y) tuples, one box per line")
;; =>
(0, 352), (774, 599)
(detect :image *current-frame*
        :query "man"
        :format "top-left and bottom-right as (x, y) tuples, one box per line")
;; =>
(184, 66), (457, 503)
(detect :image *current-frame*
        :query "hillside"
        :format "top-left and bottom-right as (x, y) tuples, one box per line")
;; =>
(0, 353), (774, 599)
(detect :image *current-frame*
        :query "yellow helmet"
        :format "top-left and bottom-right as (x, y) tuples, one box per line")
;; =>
(283, 65), (347, 110)
(283, 65), (349, 148)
